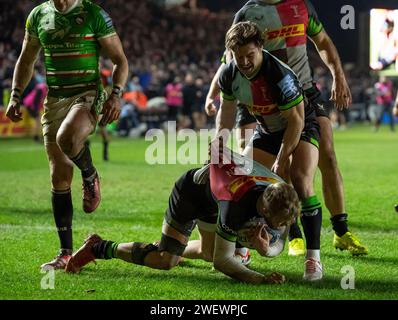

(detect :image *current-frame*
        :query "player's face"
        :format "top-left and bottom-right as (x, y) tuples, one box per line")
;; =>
(232, 43), (263, 78)
(52, 0), (77, 12)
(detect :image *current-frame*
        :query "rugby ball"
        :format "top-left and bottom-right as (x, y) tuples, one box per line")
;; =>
(237, 217), (280, 248)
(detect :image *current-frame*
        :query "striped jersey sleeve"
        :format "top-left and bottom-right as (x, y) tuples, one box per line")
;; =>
(304, 0), (323, 37)
(93, 6), (116, 39)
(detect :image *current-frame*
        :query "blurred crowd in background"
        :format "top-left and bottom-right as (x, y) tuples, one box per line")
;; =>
(0, 0), (397, 139)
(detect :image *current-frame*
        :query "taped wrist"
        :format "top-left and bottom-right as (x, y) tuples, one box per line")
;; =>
(131, 242), (159, 265)
(11, 88), (21, 102)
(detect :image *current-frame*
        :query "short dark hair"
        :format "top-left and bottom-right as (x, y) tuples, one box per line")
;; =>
(225, 21), (265, 51)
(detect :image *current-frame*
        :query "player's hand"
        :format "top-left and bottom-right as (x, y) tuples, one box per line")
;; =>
(99, 94), (121, 126)
(271, 160), (288, 180)
(247, 223), (270, 256)
(393, 105), (398, 117)
(205, 96), (217, 116)
(331, 77), (352, 110)
(5, 99), (23, 122)
(263, 272), (285, 284)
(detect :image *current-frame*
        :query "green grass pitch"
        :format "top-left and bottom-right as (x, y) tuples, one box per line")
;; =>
(0, 124), (397, 300)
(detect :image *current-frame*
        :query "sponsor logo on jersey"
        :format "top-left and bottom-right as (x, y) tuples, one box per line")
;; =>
(228, 176), (279, 195)
(277, 74), (299, 100)
(266, 24), (305, 40)
(250, 104), (278, 115)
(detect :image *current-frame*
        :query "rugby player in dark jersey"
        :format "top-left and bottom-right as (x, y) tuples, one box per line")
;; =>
(205, 0), (367, 257)
(214, 21), (323, 280)
(66, 156), (300, 284)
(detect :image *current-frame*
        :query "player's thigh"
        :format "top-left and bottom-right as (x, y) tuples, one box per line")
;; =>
(162, 222), (189, 246)
(243, 143), (276, 169)
(197, 219), (217, 261)
(45, 142), (74, 187)
(58, 106), (97, 143)
(317, 116), (336, 157)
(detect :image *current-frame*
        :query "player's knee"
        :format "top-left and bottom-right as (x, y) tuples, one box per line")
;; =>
(51, 174), (71, 189)
(291, 174), (312, 199)
(56, 132), (73, 156)
(158, 256), (178, 270)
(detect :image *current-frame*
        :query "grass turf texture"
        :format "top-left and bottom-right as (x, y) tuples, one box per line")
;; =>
(0, 124), (397, 300)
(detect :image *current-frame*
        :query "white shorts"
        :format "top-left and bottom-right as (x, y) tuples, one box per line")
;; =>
(41, 90), (99, 144)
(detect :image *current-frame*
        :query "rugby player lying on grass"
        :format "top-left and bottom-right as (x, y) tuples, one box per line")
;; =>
(66, 150), (300, 284)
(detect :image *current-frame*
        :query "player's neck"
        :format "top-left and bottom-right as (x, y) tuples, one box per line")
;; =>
(51, 0), (80, 14)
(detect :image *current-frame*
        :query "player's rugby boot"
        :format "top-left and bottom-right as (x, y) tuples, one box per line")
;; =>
(333, 232), (368, 256)
(66, 234), (103, 273)
(40, 249), (72, 271)
(303, 258), (323, 281)
(82, 171), (101, 213)
(288, 238), (305, 256)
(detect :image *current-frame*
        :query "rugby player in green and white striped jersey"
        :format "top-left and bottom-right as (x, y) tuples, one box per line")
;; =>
(6, 0), (128, 271)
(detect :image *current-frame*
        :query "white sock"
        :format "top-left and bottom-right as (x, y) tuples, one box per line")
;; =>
(306, 249), (320, 261)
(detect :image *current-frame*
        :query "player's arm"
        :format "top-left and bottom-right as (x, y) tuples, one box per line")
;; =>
(205, 52), (233, 117)
(213, 233), (284, 284)
(393, 91), (398, 117)
(215, 97), (237, 141)
(6, 33), (41, 122)
(272, 101), (304, 180)
(98, 34), (129, 125)
(205, 65), (223, 116)
(310, 30), (352, 109)
(214, 64), (238, 143)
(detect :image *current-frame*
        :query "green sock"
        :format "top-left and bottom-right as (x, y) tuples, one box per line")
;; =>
(105, 242), (119, 259)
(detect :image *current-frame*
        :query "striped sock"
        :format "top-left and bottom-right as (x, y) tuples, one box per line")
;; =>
(300, 195), (322, 250)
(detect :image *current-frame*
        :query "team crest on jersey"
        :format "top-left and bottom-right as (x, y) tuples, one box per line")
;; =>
(267, 24), (305, 40)
(75, 16), (84, 25)
(41, 14), (71, 40)
(41, 12), (56, 31)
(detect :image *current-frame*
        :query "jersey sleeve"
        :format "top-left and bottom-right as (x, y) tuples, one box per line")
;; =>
(216, 200), (247, 242)
(232, 7), (246, 24)
(93, 6), (117, 39)
(304, 0), (323, 37)
(268, 54), (303, 111)
(218, 64), (236, 101)
(25, 7), (39, 38)
(232, 1), (256, 24)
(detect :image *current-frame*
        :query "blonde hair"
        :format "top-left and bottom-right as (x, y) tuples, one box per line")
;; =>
(225, 21), (265, 52)
(262, 182), (300, 223)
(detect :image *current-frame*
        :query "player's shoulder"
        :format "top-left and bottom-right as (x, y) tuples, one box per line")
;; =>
(81, 0), (102, 13)
(235, 0), (263, 21)
(219, 60), (239, 82)
(263, 49), (294, 73)
(28, 1), (50, 18)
